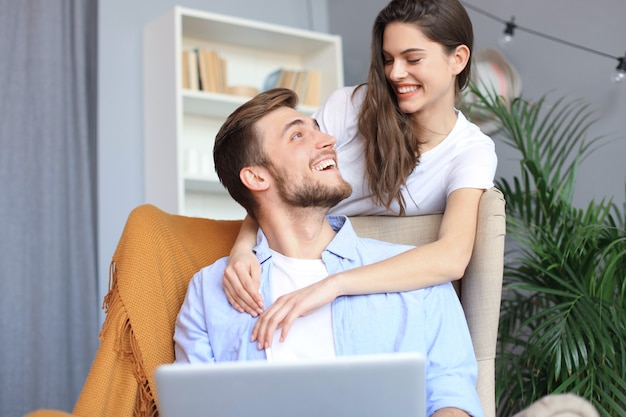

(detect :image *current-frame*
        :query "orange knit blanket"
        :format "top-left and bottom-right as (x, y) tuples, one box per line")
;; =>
(74, 205), (242, 417)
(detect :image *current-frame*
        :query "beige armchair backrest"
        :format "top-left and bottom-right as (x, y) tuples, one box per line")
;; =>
(350, 187), (506, 417)
(24, 188), (505, 417)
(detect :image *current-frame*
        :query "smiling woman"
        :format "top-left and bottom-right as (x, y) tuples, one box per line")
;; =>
(221, 0), (495, 310)
(221, 0), (497, 383)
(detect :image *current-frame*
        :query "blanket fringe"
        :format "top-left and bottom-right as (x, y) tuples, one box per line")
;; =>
(101, 261), (160, 417)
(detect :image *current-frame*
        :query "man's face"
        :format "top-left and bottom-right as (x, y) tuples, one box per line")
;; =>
(255, 106), (352, 209)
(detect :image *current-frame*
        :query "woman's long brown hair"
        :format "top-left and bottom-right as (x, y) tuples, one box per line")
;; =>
(357, 0), (473, 215)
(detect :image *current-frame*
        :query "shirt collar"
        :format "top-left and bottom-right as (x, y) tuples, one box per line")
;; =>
(253, 215), (359, 264)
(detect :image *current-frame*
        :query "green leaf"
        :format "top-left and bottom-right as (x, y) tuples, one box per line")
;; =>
(464, 85), (626, 416)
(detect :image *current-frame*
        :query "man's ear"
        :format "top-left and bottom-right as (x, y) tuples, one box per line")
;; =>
(451, 44), (470, 75)
(240, 166), (270, 191)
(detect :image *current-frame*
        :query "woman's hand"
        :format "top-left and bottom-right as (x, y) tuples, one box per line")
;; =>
(251, 276), (341, 349)
(223, 215), (264, 316)
(223, 249), (264, 316)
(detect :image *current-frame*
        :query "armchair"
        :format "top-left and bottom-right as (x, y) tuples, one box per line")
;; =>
(26, 188), (506, 417)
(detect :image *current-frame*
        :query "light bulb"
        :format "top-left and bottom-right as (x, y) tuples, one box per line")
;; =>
(611, 56), (626, 84)
(500, 17), (516, 47)
(500, 34), (513, 47)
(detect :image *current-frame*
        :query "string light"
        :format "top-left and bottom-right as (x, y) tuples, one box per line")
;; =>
(461, 2), (624, 84)
(612, 54), (626, 84)
(500, 17), (516, 47)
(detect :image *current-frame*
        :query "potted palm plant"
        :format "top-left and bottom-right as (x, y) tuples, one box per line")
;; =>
(463, 85), (626, 416)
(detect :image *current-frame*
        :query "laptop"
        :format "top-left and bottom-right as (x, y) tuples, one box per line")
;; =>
(155, 352), (426, 417)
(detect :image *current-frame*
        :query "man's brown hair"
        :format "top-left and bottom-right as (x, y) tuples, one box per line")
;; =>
(213, 88), (298, 219)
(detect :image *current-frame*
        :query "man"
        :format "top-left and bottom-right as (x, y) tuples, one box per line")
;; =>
(174, 88), (483, 417)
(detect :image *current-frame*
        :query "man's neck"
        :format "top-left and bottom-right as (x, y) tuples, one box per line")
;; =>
(258, 208), (336, 259)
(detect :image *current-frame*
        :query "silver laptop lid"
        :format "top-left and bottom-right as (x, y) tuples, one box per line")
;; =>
(155, 352), (426, 417)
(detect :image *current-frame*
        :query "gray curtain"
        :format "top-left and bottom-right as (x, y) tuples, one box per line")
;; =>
(0, 0), (98, 415)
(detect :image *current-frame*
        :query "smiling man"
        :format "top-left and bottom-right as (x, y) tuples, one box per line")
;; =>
(174, 88), (484, 417)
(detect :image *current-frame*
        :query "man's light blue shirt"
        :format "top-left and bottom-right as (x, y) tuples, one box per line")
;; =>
(175, 215), (484, 417)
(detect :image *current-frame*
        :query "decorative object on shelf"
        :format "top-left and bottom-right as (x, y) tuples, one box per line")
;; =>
(460, 48), (522, 135)
(226, 85), (259, 98)
(461, 1), (625, 84)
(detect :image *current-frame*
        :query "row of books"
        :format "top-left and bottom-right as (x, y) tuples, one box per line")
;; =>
(181, 48), (227, 93)
(181, 48), (321, 106)
(263, 68), (321, 107)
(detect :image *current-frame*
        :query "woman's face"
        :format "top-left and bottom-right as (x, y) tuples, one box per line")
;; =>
(382, 22), (462, 117)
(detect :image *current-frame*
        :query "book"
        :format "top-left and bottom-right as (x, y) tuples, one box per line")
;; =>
(293, 70), (310, 102)
(281, 69), (297, 90)
(197, 48), (216, 92)
(187, 49), (199, 91)
(302, 70), (320, 106)
(181, 50), (190, 89)
(194, 48), (228, 93)
(218, 55), (227, 93)
(196, 48), (209, 91)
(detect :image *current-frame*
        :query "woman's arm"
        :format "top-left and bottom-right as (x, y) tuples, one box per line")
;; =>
(223, 215), (264, 316)
(250, 188), (484, 349)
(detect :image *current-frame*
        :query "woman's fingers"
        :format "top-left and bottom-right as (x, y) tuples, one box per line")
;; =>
(223, 258), (264, 315)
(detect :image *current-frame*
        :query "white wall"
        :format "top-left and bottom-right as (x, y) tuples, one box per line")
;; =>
(329, 0), (626, 209)
(97, 0), (329, 321)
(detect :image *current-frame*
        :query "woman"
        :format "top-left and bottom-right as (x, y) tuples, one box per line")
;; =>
(223, 0), (497, 348)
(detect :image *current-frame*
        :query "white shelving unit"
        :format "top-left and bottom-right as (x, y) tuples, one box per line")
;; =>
(143, 6), (344, 219)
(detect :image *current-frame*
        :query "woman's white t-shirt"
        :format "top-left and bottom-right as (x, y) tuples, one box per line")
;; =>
(313, 86), (497, 216)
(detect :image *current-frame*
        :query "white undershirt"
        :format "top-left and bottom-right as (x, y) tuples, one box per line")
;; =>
(266, 250), (336, 362)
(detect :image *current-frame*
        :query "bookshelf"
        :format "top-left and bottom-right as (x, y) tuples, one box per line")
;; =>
(143, 6), (344, 219)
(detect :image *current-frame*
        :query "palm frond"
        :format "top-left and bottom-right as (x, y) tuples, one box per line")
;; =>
(465, 84), (626, 416)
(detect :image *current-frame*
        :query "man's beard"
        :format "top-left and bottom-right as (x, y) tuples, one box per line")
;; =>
(268, 164), (352, 209)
